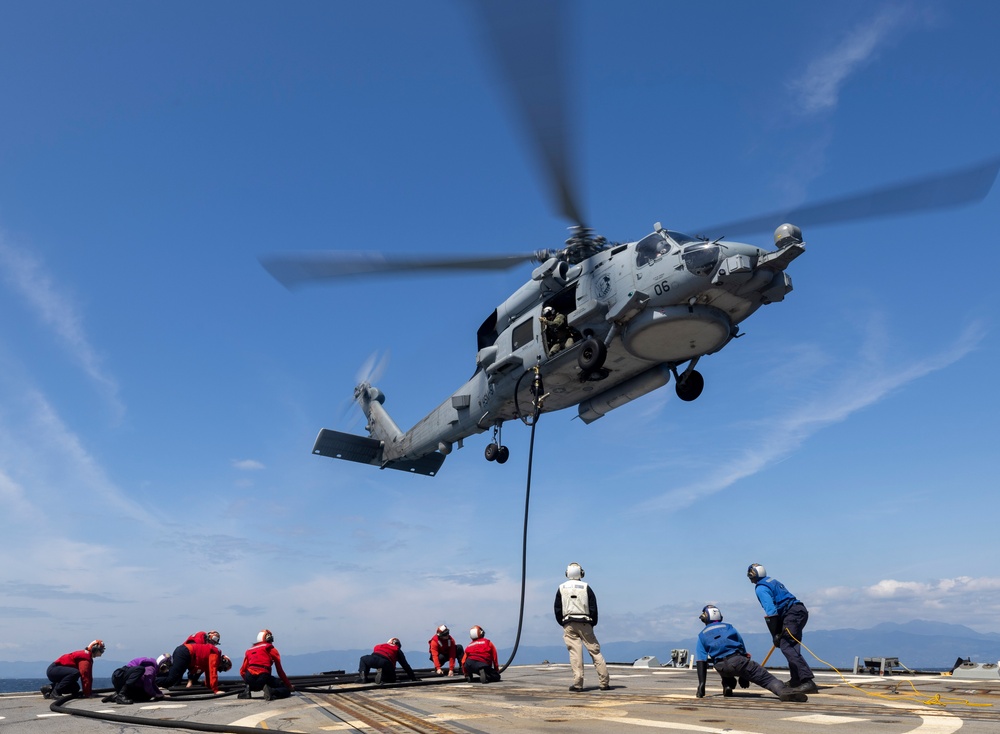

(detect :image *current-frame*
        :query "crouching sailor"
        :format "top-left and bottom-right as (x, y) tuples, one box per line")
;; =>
(358, 638), (417, 684)
(41, 640), (105, 699)
(104, 655), (168, 704)
(695, 605), (806, 702)
(239, 629), (294, 700)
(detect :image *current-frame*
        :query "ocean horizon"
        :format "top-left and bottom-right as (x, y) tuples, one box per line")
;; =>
(0, 678), (113, 695)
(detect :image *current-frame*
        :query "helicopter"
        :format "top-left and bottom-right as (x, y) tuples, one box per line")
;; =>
(260, 2), (999, 477)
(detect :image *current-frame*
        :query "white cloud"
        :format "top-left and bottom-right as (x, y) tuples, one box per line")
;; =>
(635, 319), (985, 514)
(232, 458), (266, 471)
(0, 236), (124, 419)
(788, 5), (930, 116)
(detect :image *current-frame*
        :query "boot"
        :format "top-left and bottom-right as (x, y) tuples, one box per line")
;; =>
(237, 685), (252, 699)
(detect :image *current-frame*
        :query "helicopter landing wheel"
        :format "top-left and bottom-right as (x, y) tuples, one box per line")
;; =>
(485, 443), (510, 463)
(675, 369), (704, 402)
(578, 336), (607, 373)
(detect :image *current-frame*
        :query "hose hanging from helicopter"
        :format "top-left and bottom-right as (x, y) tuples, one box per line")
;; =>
(499, 363), (546, 673)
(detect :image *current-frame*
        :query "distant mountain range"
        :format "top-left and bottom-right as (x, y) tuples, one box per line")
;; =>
(4, 620), (999, 679)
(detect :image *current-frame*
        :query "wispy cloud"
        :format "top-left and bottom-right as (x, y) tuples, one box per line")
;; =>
(0, 236), (124, 419)
(0, 581), (123, 604)
(636, 320), (985, 514)
(788, 4), (931, 116)
(232, 459), (265, 471)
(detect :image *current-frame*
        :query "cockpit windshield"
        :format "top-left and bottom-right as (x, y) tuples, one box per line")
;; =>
(681, 242), (721, 277)
(666, 230), (701, 245)
(635, 229), (705, 266)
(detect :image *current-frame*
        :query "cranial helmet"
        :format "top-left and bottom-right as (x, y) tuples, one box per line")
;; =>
(470, 625), (485, 640)
(747, 563), (767, 583)
(207, 630), (221, 645)
(542, 306), (555, 317)
(257, 629), (274, 644)
(566, 562), (584, 580)
(87, 639), (106, 657)
(219, 655), (232, 672)
(156, 653), (172, 670)
(388, 637), (401, 647)
(436, 625), (450, 638)
(699, 605), (723, 624)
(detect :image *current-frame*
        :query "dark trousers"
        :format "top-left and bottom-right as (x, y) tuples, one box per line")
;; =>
(359, 653), (396, 682)
(429, 644), (464, 670)
(713, 654), (784, 697)
(157, 644), (192, 688)
(462, 659), (501, 682)
(111, 666), (155, 701)
(47, 663), (81, 696)
(778, 603), (813, 686)
(243, 671), (290, 698)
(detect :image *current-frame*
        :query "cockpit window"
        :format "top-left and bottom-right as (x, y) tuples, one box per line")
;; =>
(666, 230), (701, 246)
(635, 232), (670, 267)
(681, 242), (720, 277)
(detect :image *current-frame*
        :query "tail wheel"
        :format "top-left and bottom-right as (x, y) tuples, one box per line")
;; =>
(578, 336), (607, 373)
(496, 446), (510, 464)
(485, 443), (499, 462)
(675, 370), (705, 402)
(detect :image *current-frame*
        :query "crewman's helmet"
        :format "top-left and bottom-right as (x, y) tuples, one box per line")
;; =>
(699, 605), (723, 624)
(388, 637), (401, 647)
(207, 630), (221, 645)
(87, 640), (106, 657)
(542, 306), (555, 318)
(470, 625), (485, 640)
(156, 654), (172, 672)
(566, 562), (584, 580)
(747, 564), (766, 583)
(436, 625), (450, 638)
(219, 655), (232, 672)
(257, 629), (274, 644)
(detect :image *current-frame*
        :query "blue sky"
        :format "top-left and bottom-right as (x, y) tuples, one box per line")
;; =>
(1, 0), (998, 666)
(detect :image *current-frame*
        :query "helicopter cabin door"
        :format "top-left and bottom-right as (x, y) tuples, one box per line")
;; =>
(540, 285), (581, 357)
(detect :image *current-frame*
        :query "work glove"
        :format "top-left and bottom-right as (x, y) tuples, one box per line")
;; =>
(738, 673), (750, 689)
(696, 660), (708, 698)
(772, 634), (782, 648)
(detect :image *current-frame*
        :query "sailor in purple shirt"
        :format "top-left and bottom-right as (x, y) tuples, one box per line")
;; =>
(105, 655), (169, 705)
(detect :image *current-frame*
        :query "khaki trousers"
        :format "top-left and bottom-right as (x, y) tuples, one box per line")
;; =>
(563, 620), (610, 687)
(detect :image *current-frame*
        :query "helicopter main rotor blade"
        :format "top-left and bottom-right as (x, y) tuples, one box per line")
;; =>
(695, 156), (1000, 238)
(260, 252), (538, 289)
(475, 0), (586, 228)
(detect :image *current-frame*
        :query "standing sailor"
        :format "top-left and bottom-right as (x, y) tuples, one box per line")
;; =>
(747, 563), (817, 693)
(554, 562), (610, 692)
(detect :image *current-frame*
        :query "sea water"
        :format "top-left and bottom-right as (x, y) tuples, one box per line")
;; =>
(0, 678), (113, 694)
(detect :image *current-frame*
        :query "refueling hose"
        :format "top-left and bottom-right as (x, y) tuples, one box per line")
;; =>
(499, 364), (544, 672)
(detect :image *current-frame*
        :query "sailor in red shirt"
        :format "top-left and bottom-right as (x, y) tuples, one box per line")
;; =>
(159, 640), (231, 694)
(238, 629), (294, 700)
(185, 630), (221, 645)
(428, 625), (464, 676)
(42, 640), (105, 699)
(358, 638), (417, 684)
(462, 626), (501, 684)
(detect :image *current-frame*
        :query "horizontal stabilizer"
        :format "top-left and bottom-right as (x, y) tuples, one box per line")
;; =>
(312, 429), (446, 477)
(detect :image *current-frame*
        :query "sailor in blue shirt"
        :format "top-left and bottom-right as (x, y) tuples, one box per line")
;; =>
(695, 605), (806, 702)
(748, 563), (816, 693)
